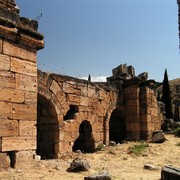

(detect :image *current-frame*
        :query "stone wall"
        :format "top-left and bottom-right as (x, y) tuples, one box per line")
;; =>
(0, 0), (44, 168)
(38, 71), (118, 156)
(0, 0), (164, 168)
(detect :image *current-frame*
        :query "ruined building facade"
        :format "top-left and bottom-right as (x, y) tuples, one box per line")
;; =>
(0, 1), (163, 168)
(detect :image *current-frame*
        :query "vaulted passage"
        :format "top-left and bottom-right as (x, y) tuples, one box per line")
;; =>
(73, 120), (95, 153)
(37, 94), (59, 159)
(109, 108), (126, 143)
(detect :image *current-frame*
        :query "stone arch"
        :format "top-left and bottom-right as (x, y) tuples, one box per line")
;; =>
(109, 107), (126, 143)
(37, 93), (59, 159)
(72, 120), (95, 153)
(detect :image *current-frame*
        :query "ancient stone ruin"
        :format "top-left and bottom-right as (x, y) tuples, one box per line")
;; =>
(0, 0), (164, 168)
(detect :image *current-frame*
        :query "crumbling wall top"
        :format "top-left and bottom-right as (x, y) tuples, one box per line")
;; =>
(0, 0), (44, 49)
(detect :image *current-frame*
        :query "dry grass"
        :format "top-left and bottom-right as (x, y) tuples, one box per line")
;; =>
(0, 134), (180, 180)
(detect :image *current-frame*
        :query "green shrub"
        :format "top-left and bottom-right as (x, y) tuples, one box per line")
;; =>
(173, 127), (180, 137)
(96, 143), (105, 151)
(129, 143), (148, 155)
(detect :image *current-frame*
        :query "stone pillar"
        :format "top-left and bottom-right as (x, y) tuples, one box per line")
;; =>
(124, 85), (140, 140)
(139, 86), (161, 140)
(0, 0), (44, 168)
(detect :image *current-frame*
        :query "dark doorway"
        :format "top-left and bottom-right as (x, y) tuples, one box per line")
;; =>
(37, 94), (59, 159)
(109, 108), (126, 143)
(73, 120), (95, 153)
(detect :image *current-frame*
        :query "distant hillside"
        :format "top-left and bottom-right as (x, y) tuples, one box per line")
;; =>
(169, 78), (180, 103)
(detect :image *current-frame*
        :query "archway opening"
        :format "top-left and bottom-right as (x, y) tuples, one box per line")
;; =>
(109, 108), (126, 143)
(37, 94), (59, 159)
(73, 120), (95, 153)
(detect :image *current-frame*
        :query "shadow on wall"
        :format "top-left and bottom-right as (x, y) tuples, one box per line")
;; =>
(109, 108), (126, 143)
(37, 94), (59, 159)
(73, 120), (95, 153)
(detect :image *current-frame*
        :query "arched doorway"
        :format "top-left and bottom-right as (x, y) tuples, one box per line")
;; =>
(109, 108), (126, 143)
(37, 94), (59, 159)
(73, 120), (95, 153)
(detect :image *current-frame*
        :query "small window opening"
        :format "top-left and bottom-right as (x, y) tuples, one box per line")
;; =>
(64, 105), (79, 120)
(9, 151), (16, 168)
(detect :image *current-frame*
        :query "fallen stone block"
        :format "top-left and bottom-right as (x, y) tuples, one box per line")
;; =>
(84, 170), (111, 180)
(161, 166), (180, 180)
(67, 157), (90, 172)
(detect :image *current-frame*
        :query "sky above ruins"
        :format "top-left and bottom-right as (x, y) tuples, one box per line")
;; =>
(16, 0), (180, 82)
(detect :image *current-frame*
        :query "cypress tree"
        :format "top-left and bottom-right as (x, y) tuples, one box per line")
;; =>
(88, 74), (91, 82)
(161, 69), (173, 119)
(174, 104), (180, 122)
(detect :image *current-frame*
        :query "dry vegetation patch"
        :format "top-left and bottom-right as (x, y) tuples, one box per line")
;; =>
(0, 134), (180, 180)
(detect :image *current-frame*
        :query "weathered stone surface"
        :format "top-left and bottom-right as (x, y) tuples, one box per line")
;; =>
(0, 119), (18, 136)
(0, 136), (36, 151)
(15, 150), (36, 169)
(84, 170), (111, 180)
(0, 74), (16, 88)
(12, 104), (36, 121)
(152, 130), (166, 143)
(25, 91), (37, 104)
(50, 80), (61, 95)
(67, 157), (90, 172)
(0, 87), (24, 103)
(0, 153), (10, 169)
(11, 57), (37, 76)
(0, 54), (10, 70)
(19, 121), (36, 136)
(144, 164), (157, 171)
(4, 41), (37, 62)
(161, 166), (180, 180)
(138, 72), (148, 82)
(16, 73), (37, 92)
(109, 141), (116, 146)
(0, 102), (12, 119)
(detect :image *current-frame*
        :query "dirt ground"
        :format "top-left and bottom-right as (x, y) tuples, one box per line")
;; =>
(0, 134), (180, 180)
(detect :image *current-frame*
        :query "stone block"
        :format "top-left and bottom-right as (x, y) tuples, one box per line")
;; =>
(12, 103), (36, 121)
(0, 136), (36, 151)
(0, 54), (10, 70)
(15, 150), (36, 169)
(0, 119), (18, 136)
(50, 80), (61, 95)
(125, 114), (139, 123)
(25, 91), (37, 104)
(67, 94), (80, 104)
(0, 102), (12, 119)
(140, 114), (152, 123)
(80, 96), (89, 106)
(63, 82), (81, 95)
(0, 38), (2, 53)
(16, 73), (37, 92)
(19, 120), (36, 136)
(92, 121), (103, 131)
(0, 74), (16, 88)
(161, 166), (180, 180)
(11, 57), (37, 77)
(126, 106), (139, 115)
(0, 87), (24, 103)
(88, 86), (97, 98)
(0, 153), (10, 169)
(3, 40), (36, 62)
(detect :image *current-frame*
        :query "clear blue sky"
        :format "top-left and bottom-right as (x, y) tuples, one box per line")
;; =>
(16, 0), (180, 82)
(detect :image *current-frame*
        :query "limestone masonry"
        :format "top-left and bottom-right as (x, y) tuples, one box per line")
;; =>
(0, 0), (165, 168)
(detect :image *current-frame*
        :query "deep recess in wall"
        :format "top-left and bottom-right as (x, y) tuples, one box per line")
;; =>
(37, 94), (59, 159)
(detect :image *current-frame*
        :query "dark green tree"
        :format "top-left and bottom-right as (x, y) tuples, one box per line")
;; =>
(161, 69), (173, 119)
(174, 104), (180, 122)
(88, 74), (91, 82)
(157, 90), (161, 101)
